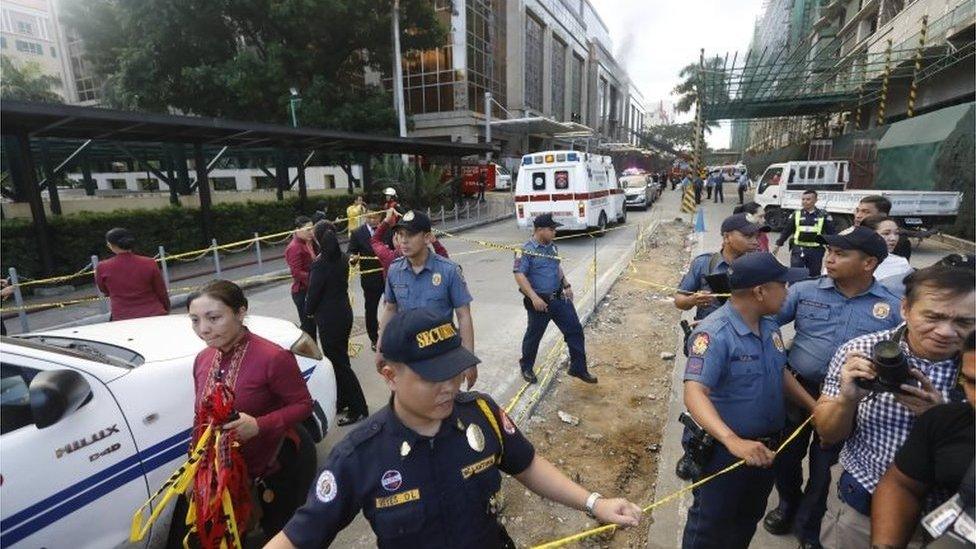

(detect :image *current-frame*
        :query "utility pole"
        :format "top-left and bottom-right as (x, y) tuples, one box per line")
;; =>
(484, 92), (492, 161)
(391, 0), (407, 139)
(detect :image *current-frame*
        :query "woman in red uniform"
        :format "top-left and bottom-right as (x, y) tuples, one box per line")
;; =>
(184, 280), (315, 542)
(95, 227), (170, 320)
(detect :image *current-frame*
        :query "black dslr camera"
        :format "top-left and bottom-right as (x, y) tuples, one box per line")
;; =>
(675, 412), (715, 481)
(855, 339), (917, 394)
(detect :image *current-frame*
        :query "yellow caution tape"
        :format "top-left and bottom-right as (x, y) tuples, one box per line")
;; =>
(130, 425), (213, 542)
(529, 416), (815, 549)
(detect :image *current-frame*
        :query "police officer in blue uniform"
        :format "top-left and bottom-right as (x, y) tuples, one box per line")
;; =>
(675, 213), (769, 322)
(773, 190), (836, 277)
(681, 252), (817, 549)
(267, 308), (643, 549)
(514, 213), (597, 384)
(379, 210), (477, 388)
(763, 226), (903, 548)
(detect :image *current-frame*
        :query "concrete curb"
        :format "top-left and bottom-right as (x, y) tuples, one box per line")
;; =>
(506, 218), (663, 424)
(41, 212), (515, 332)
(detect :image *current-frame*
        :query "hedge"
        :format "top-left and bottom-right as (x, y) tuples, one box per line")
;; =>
(1, 196), (354, 283)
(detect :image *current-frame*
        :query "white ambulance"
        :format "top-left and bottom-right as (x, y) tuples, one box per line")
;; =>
(514, 151), (627, 233)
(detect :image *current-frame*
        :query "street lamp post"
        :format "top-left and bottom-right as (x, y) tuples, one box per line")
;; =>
(289, 87), (301, 128)
(391, 0), (407, 139)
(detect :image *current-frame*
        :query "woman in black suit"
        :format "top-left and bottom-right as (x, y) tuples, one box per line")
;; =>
(305, 222), (368, 426)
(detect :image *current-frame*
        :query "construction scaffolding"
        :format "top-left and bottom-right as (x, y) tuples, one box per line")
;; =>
(698, 0), (975, 122)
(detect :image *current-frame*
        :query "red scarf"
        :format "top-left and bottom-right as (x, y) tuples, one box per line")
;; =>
(189, 336), (253, 549)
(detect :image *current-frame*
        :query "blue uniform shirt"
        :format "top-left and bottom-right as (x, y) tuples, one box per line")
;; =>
(513, 239), (562, 295)
(678, 251), (731, 320)
(776, 277), (903, 383)
(683, 303), (789, 438)
(283, 392), (535, 548)
(385, 251), (473, 320)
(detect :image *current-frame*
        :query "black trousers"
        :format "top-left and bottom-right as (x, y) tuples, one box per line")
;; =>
(316, 307), (368, 416)
(738, 185), (746, 204)
(291, 290), (317, 341)
(362, 286), (383, 346)
(713, 183), (724, 203)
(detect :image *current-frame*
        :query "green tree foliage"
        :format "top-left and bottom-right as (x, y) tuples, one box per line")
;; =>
(641, 122), (713, 153)
(60, 0), (446, 133)
(0, 56), (63, 102)
(673, 56), (727, 117)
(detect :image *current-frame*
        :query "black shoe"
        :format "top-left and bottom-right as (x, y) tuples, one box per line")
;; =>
(337, 411), (367, 427)
(798, 541), (822, 549)
(762, 507), (795, 536)
(370, 343), (377, 352)
(568, 371), (598, 384)
(521, 369), (538, 384)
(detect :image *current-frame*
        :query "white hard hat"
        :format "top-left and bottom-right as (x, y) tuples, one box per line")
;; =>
(383, 187), (397, 196)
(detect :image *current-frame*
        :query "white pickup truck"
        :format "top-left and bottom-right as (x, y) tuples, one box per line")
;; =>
(754, 160), (962, 232)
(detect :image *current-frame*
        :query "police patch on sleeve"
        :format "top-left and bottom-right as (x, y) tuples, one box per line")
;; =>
(872, 302), (891, 319)
(690, 333), (710, 357)
(685, 356), (704, 375)
(315, 470), (337, 503)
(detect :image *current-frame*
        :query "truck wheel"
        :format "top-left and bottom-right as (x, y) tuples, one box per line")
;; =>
(832, 214), (853, 233)
(618, 206), (627, 224)
(593, 211), (608, 237)
(765, 207), (791, 232)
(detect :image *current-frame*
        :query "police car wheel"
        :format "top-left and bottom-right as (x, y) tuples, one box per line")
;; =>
(593, 212), (608, 237)
(618, 206), (627, 224)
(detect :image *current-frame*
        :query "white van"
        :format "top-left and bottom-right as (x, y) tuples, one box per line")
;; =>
(514, 151), (626, 233)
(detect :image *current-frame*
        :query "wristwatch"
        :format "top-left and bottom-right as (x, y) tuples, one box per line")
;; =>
(585, 492), (602, 518)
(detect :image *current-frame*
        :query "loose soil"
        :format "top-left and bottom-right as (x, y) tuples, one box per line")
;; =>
(500, 220), (692, 548)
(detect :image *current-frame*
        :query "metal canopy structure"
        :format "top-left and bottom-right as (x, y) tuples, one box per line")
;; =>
(2, 100), (494, 156)
(697, 2), (975, 121)
(1, 100), (494, 276)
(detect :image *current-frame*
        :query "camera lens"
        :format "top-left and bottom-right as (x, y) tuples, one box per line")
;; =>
(873, 340), (910, 386)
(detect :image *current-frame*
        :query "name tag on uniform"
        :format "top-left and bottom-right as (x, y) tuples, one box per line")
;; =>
(460, 456), (496, 479)
(799, 299), (828, 309)
(731, 354), (759, 363)
(375, 488), (420, 509)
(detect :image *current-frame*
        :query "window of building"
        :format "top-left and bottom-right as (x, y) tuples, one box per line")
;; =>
(15, 40), (43, 55)
(50, 46), (55, 57)
(597, 77), (608, 132)
(551, 37), (566, 121)
(212, 177), (237, 191)
(524, 14), (544, 111)
(137, 178), (159, 192)
(16, 20), (33, 36)
(253, 176), (275, 190)
(570, 54), (583, 122)
(0, 37), (6, 49)
(108, 179), (127, 190)
(467, 0), (506, 116)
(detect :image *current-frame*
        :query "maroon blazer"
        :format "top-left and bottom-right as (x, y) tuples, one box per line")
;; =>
(285, 236), (316, 294)
(95, 252), (170, 321)
(193, 330), (313, 477)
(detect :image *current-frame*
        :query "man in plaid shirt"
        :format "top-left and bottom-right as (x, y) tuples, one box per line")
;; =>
(814, 264), (975, 548)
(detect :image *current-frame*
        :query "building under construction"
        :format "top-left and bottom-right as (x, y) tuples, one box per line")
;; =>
(701, 0), (973, 208)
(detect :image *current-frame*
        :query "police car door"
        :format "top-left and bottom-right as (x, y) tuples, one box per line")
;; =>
(0, 353), (147, 548)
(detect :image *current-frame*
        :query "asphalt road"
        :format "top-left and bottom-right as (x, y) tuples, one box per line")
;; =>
(240, 191), (672, 546)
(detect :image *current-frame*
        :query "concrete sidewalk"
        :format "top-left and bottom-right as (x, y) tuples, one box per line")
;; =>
(3, 195), (514, 335)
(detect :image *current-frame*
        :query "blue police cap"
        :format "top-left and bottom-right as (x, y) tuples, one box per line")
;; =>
(817, 226), (888, 262)
(728, 252), (809, 290)
(720, 213), (770, 236)
(533, 213), (562, 229)
(380, 308), (480, 382)
(393, 210), (433, 234)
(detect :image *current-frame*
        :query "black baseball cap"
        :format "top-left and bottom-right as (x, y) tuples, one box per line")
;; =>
(533, 213), (562, 229)
(393, 210), (432, 234)
(720, 213), (770, 236)
(817, 226), (888, 262)
(380, 308), (480, 382)
(728, 252), (809, 290)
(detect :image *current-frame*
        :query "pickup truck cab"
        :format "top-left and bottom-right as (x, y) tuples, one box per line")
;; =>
(0, 315), (336, 548)
(755, 160), (961, 232)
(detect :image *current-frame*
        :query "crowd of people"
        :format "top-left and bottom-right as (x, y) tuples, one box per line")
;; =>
(77, 179), (974, 549)
(674, 190), (975, 549)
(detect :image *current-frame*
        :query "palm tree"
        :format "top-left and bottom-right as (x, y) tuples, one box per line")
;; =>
(672, 56), (727, 134)
(1, 56), (63, 102)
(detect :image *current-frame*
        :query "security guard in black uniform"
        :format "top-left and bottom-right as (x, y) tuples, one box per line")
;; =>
(773, 189), (836, 277)
(267, 308), (642, 549)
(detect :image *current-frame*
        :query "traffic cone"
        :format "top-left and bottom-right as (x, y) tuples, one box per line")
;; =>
(694, 207), (705, 233)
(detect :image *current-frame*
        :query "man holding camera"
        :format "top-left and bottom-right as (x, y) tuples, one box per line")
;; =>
(763, 227), (903, 548)
(814, 264), (976, 548)
(681, 252), (816, 549)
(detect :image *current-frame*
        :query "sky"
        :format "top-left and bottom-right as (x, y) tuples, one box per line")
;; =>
(589, 0), (766, 149)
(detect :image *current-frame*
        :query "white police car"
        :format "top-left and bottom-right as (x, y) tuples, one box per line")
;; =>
(0, 315), (337, 548)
